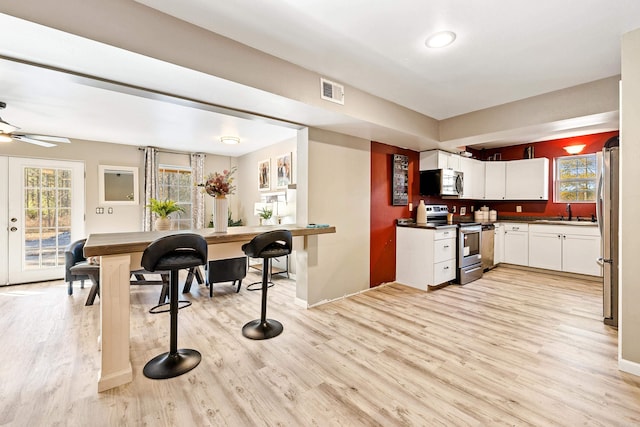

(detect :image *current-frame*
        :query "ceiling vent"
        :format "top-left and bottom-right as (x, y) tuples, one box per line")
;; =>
(320, 78), (344, 105)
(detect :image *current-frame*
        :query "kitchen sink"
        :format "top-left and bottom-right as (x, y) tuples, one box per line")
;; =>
(533, 219), (597, 226)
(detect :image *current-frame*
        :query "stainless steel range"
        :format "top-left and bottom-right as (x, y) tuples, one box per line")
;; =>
(423, 205), (483, 285)
(457, 224), (483, 284)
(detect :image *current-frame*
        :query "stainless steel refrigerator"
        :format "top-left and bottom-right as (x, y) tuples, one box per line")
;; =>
(597, 137), (619, 327)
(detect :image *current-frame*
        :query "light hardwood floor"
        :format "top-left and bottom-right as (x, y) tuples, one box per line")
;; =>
(0, 266), (639, 426)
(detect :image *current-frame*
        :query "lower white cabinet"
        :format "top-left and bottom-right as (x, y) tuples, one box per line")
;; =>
(396, 226), (457, 290)
(529, 224), (602, 276)
(494, 224), (505, 264)
(503, 223), (529, 266)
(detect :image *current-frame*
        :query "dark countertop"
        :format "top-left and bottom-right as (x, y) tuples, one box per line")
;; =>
(398, 216), (598, 228)
(396, 222), (458, 230)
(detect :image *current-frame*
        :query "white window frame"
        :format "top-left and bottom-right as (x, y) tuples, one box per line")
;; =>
(554, 153), (597, 203)
(158, 164), (192, 229)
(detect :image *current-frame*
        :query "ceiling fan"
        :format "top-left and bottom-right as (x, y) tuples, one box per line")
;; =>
(0, 101), (71, 147)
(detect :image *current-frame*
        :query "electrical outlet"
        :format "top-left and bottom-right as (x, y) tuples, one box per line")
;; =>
(460, 207), (466, 215)
(452, 206), (456, 213)
(516, 205), (522, 213)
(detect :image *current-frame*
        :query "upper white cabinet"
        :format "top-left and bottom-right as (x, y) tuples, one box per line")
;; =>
(505, 158), (549, 200)
(420, 150), (460, 171)
(484, 161), (506, 200)
(420, 151), (549, 201)
(459, 157), (485, 200)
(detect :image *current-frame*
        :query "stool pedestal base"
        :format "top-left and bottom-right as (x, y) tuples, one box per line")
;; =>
(242, 319), (283, 340)
(143, 349), (201, 379)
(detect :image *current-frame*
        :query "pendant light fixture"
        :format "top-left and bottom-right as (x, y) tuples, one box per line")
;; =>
(563, 144), (586, 155)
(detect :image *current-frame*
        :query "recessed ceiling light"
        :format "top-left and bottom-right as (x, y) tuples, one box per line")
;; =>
(425, 31), (457, 48)
(220, 136), (240, 145)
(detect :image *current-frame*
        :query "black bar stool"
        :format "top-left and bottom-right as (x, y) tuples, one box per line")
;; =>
(141, 233), (207, 379)
(241, 230), (292, 340)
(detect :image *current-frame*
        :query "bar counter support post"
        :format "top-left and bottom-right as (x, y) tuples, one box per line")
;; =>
(97, 254), (133, 392)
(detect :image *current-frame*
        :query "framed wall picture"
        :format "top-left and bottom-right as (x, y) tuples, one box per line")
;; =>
(258, 159), (270, 191)
(276, 152), (292, 189)
(392, 154), (409, 206)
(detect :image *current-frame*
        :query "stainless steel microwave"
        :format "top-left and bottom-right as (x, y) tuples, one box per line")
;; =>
(419, 169), (464, 197)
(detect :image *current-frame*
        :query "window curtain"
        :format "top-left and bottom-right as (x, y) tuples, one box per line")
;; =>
(190, 152), (206, 229)
(142, 147), (158, 231)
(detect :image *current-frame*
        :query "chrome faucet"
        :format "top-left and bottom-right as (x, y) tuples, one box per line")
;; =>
(566, 203), (572, 221)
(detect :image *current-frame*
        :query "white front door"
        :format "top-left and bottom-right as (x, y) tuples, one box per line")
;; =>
(1, 156), (85, 285)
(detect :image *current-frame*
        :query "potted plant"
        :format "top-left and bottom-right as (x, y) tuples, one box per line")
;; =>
(147, 198), (183, 230)
(258, 206), (273, 226)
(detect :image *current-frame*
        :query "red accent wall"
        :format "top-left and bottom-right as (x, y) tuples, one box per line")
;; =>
(370, 141), (455, 287)
(370, 142), (418, 287)
(370, 131), (618, 288)
(474, 130), (618, 219)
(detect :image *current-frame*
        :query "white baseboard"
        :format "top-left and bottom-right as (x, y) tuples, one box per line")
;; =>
(619, 358), (640, 377)
(305, 282), (391, 309)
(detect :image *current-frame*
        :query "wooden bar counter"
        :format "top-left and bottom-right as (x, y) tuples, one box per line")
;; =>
(84, 225), (335, 392)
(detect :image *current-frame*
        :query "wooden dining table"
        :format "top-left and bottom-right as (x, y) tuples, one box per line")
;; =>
(84, 224), (336, 392)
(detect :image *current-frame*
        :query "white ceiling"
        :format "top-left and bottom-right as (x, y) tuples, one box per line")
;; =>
(1, 1), (639, 154)
(135, 0), (640, 119)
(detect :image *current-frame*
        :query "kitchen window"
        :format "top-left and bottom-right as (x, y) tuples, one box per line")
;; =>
(554, 154), (597, 203)
(158, 165), (192, 229)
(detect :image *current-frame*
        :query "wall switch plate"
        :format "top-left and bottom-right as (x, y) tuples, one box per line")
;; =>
(452, 206), (456, 213)
(460, 207), (466, 215)
(516, 205), (522, 213)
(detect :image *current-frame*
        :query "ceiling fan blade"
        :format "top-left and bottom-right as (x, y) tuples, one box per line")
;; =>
(0, 116), (19, 133)
(12, 134), (57, 148)
(21, 134), (70, 143)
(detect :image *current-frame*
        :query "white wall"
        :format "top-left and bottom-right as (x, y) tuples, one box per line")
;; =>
(620, 27), (640, 373)
(0, 139), (232, 235)
(236, 137), (297, 225)
(299, 128), (371, 305)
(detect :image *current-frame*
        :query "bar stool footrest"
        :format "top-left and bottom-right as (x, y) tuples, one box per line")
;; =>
(246, 281), (274, 291)
(149, 300), (192, 314)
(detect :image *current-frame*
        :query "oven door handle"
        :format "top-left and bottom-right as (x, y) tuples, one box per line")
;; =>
(464, 266), (483, 274)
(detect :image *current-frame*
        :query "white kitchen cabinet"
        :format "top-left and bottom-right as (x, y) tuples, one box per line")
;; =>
(529, 231), (563, 271)
(529, 224), (602, 276)
(484, 161), (506, 200)
(396, 226), (457, 290)
(503, 223), (529, 266)
(420, 150), (460, 171)
(494, 223), (505, 264)
(505, 158), (549, 200)
(459, 157), (485, 199)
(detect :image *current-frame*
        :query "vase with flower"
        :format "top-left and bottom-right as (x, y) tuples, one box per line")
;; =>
(199, 167), (236, 233)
